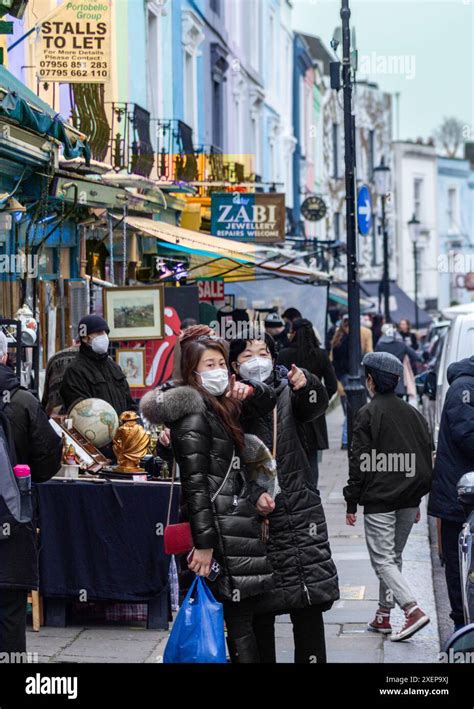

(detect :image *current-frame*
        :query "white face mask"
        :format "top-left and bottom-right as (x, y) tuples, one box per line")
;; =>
(197, 368), (229, 396)
(91, 334), (109, 355)
(239, 356), (273, 383)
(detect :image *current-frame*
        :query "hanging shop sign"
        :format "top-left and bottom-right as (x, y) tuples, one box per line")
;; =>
(197, 279), (225, 302)
(35, 0), (112, 84)
(211, 192), (285, 244)
(301, 195), (327, 222)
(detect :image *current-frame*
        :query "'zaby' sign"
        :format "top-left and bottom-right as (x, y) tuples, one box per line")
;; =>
(211, 192), (286, 243)
(35, 1), (112, 83)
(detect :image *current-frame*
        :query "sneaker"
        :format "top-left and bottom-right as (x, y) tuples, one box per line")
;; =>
(390, 605), (430, 642)
(367, 609), (392, 634)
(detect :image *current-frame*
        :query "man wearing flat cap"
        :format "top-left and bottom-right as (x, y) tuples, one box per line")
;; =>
(60, 314), (137, 417)
(343, 351), (433, 642)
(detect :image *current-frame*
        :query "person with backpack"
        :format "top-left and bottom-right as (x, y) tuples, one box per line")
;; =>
(0, 332), (62, 655)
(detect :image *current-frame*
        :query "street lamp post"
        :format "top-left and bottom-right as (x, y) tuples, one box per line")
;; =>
(408, 214), (421, 330)
(340, 0), (367, 446)
(373, 158), (391, 323)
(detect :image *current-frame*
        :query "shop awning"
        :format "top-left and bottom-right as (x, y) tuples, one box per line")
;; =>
(330, 280), (432, 327)
(121, 215), (330, 284)
(123, 214), (259, 262)
(0, 65), (90, 163)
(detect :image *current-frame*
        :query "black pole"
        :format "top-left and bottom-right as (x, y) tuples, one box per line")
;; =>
(381, 195), (391, 322)
(414, 243), (419, 330)
(340, 0), (367, 447)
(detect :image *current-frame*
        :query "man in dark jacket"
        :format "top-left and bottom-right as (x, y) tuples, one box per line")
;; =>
(229, 334), (339, 664)
(344, 352), (433, 642)
(0, 333), (62, 654)
(429, 356), (474, 630)
(375, 324), (420, 397)
(60, 314), (137, 416)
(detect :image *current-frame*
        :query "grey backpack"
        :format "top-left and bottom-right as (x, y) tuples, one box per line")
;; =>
(0, 396), (22, 538)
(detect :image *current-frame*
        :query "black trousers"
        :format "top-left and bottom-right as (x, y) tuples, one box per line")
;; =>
(253, 605), (327, 664)
(441, 519), (465, 627)
(223, 597), (260, 641)
(0, 589), (27, 654)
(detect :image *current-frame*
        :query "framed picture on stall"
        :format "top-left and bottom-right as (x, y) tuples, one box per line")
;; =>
(116, 349), (145, 388)
(104, 285), (164, 340)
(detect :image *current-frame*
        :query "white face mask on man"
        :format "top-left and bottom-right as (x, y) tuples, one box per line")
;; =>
(239, 356), (273, 383)
(90, 334), (109, 355)
(196, 368), (229, 396)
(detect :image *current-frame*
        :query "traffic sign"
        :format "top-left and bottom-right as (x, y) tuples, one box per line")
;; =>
(357, 185), (372, 236)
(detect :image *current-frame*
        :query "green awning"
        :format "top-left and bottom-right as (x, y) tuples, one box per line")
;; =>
(0, 65), (90, 163)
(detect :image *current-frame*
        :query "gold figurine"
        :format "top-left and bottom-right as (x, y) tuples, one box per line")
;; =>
(112, 411), (150, 474)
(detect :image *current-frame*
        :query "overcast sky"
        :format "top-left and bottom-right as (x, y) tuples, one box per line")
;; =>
(292, 0), (473, 144)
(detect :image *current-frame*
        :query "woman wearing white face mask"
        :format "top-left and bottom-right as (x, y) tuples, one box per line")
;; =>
(229, 335), (338, 665)
(60, 314), (137, 419)
(140, 336), (277, 663)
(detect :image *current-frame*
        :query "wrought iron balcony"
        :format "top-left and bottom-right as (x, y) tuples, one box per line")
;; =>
(195, 144), (225, 183)
(70, 92), (154, 177)
(154, 119), (199, 182)
(69, 83), (110, 163)
(108, 102), (154, 177)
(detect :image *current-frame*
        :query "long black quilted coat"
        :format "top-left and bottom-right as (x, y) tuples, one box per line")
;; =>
(243, 369), (339, 613)
(140, 383), (275, 602)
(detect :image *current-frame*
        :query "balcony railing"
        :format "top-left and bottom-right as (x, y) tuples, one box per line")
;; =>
(195, 144), (225, 183)
(154, 119), (199, 182)
(108, 102), (154, 177)
(69, 83), (110, 163)
(70, 91), (154, 177)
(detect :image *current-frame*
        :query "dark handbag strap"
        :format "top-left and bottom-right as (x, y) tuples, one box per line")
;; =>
(166, 460), (177, 527)
(272, 408), (277, 460)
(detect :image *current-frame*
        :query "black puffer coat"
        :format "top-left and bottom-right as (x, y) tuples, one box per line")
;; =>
(242, 368), (339, 613)
(277, 343), (337, 450)
(140, 384), (274, 602)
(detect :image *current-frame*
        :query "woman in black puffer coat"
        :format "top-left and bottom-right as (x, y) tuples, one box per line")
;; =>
(140, 336), (275, 663)
(229, 334), (340, 664)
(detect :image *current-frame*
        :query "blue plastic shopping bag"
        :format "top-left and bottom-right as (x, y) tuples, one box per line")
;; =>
(163, 576), (227, 663)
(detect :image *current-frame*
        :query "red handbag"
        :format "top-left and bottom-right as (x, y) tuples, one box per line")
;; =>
(163, 450), (235, 555)
(164, 462), (193, 555)
(164, 522), (193, 556)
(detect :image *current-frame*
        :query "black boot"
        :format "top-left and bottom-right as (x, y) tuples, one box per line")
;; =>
(227, 634), (261, 663)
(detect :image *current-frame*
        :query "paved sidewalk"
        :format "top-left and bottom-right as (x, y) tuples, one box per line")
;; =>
(26, 402), (440, 664)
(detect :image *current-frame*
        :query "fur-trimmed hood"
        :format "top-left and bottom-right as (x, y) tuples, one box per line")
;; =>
(140, 384), (206, 424)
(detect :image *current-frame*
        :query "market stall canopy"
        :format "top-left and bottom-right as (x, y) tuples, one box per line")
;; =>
(120, 214), (330, 284)
(0, 65), (90, 163)
(123, 214), (259, 262)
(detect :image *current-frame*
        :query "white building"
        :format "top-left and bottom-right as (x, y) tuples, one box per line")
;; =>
(392, 140), (439, 312)
(321, 80), (393, 282)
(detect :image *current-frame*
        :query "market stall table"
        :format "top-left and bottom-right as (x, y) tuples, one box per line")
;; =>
(34, 478), (180, 630)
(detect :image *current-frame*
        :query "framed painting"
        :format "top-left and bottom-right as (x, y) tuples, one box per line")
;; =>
(116, 348), (145, 388)
(104, 285), (164, 340)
